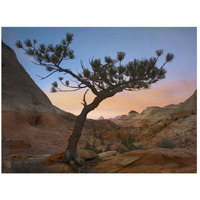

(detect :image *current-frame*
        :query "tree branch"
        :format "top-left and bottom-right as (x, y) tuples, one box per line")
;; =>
(81, 89), (89, 107)
(36, 71), (57, 80)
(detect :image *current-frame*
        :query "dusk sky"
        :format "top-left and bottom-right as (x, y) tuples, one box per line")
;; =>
(2, 27), (197, 119)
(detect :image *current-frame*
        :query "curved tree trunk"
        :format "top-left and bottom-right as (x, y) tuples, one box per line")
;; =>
(63, 96), (104, 164)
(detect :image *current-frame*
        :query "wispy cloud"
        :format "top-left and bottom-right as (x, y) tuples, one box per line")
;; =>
(45, 79), (196, 119)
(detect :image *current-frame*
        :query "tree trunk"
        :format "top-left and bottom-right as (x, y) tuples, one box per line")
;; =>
(63, 95), (104, 164)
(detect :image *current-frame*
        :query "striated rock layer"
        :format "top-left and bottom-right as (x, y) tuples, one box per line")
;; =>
(2, 42), (77, 158)
(2, 43), (121, 162)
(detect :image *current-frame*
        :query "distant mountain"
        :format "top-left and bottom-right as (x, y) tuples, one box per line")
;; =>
(98, 116), (104, 120)
(114, 89), (197, 120)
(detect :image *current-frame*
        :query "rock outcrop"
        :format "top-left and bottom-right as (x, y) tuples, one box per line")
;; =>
(2, 42), (55, 113)
(112, 90), (197, 151)
(128, 110), (139, 118)
(1, 43), (123, 173)
(92, 148), (196, 173)
(2, 42), (196, 173)
(2, 42), (76, 159)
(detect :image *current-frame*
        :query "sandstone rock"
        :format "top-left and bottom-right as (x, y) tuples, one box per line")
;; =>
(2, 43), (77, 161)
(176, 90), (197, 114)
(128, 110), (139, 118)
(70, 160), (75, 165)
(93, 152), (140, 173)
(46, 163), (72, 173)
(44, 151), (65, 163)
(5, 140), (32, 149)
(140, 106), (161, 117)
(79, 149), (98, 160)
(6, 153), (32, 161)
(98, 151), (117, 161)
(2, 42), (56, 114)
(93, 148), (196, 173)
(118, 148), (196, 173)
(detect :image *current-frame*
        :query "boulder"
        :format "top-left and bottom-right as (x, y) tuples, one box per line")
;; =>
(98, 151), (117, 161)
(128, 110), (139, 118)
(79, 149), (98, 160)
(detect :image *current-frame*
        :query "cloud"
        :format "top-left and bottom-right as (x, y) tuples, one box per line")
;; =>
(45, 79), (196, 119)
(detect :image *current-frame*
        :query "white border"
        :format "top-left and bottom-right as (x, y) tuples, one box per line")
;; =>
(0, 1), (199, 200)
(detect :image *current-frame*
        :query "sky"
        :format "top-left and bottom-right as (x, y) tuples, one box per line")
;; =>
(2, 27), (197, 119)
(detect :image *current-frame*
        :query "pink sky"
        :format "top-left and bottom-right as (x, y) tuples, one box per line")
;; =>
(46, 79), (196, 119)
(3, 27), (196, 119)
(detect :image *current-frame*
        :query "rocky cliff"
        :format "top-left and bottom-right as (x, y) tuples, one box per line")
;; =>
(2, 43), (121, 161)
(2, 42), (78, 159)
(2, 42), (55, 113)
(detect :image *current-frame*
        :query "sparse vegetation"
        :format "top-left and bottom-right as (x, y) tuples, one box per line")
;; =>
(117, 133), (122, 140)
(97, 149), (103, 154)
(92, 139), (96, 150)
(94, 157), (101, 163)
(105, 144), (111, 152)
(84, 141), (91, 150)
(99, 132), (103, 139)
(100, 138), (105, 145)
(121, 138), (128, 146)
(157, 138), (176, 149)
(117, 146), (128, 154)
(120, 136), (136, 151)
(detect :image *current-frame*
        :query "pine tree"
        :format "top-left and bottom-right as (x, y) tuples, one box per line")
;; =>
(16, 33), (174, 164)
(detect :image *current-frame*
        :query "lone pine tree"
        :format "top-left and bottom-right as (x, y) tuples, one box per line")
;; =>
(16, 33), (174, 164)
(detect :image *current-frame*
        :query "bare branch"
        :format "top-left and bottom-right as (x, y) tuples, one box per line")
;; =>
(55, 87), (82, 92)
(81, 89), (89, 107)
(36, 71), (57, 80)
(160, 61), (167, 70)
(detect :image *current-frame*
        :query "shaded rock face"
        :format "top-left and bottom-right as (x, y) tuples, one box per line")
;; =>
(2, 42), (55, 113)
(2, 42), (76, 159)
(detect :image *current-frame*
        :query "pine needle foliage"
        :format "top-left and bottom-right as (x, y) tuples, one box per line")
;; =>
(16, 32), (174, 101)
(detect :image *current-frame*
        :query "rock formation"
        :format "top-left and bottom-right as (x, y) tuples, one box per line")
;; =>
(2, 42), (197, 173)
(128, 110), (139, 118)
(1, 43), (122, 172)
(2, 42), (83, 159)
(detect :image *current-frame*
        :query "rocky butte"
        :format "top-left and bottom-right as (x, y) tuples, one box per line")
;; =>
(2, 43), (197, 173)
